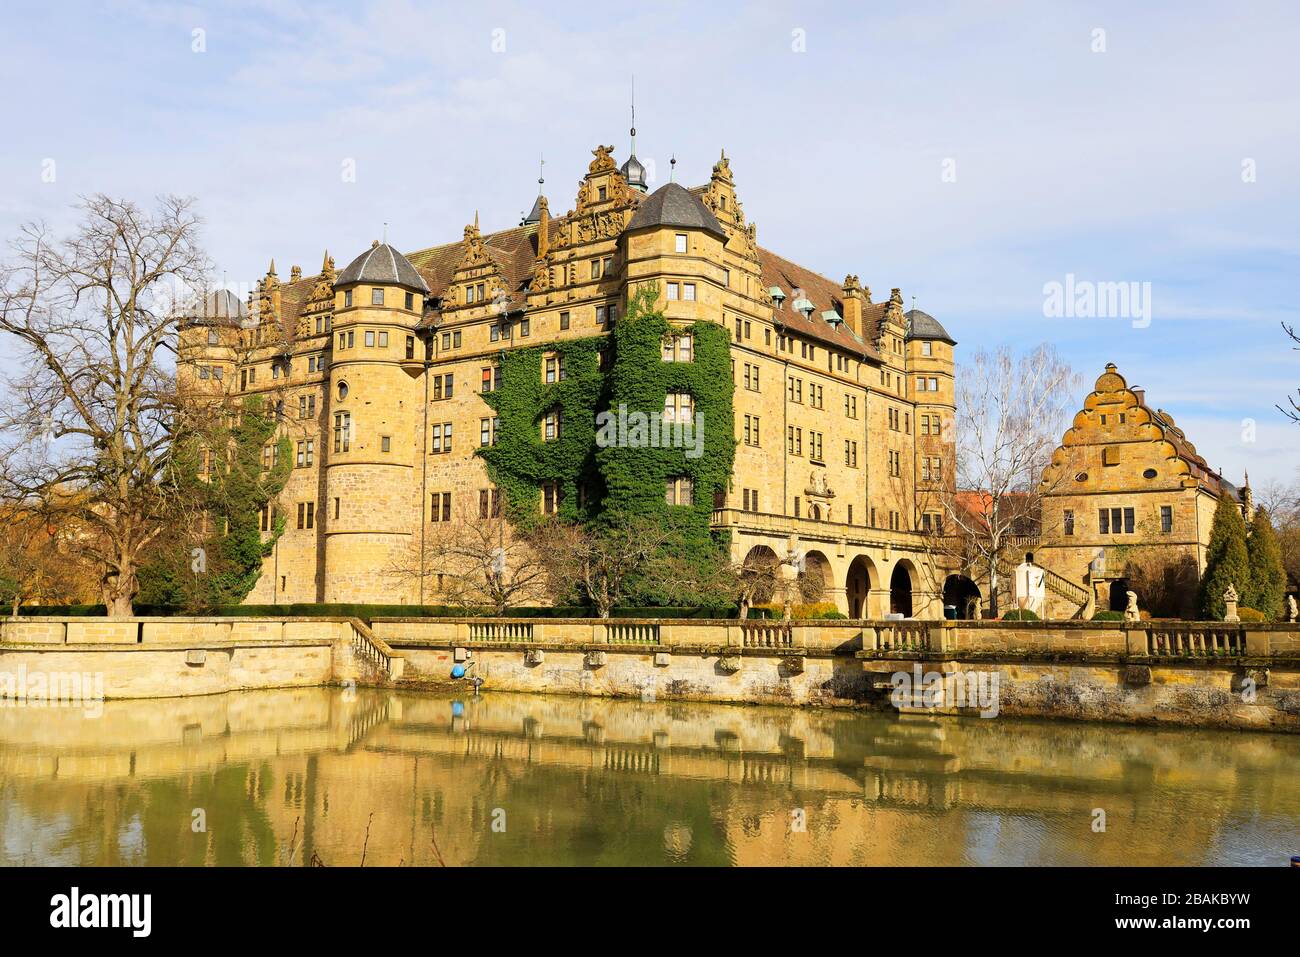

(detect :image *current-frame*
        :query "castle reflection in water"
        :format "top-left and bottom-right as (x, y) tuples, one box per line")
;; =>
(1, 688), (1297, 866)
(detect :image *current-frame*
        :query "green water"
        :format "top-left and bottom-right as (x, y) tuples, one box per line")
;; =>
(1, 687), (1296, 866)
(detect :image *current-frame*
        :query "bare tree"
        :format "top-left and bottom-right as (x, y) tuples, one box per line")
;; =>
(1257, 475), (1300, 592)
(0, 195), (209, 615)
(536, 516), (675, 619)
(936, 344), (1081, 617)
(1280, 320), (1300, 423)
(387, 503), (550, 614)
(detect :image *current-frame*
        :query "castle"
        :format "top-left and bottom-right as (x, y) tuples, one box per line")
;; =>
(179, 139), (958, 617)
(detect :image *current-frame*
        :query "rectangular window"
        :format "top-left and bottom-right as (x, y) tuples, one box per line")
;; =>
(344, 290), (353, 308)
(683, 283), (696, 301)
(1099, 508), (1110, 534)
(559, 311), (570, 330)
(378, 331), (388, 348)
(371, 288), (384, 306)
(381, 435), (391, 453)
(1064, 510), (1075, 535)
(520, 318), (530, 337)
(1160, 505), (1173, 534)
(675, 233), (687, 253)
(333, 412), (350, 453)
(1123, 507), (1135, 534)
(664, 476), (694, 506)
(405, 291), (414, 310)
(480, 418), (492, 447)
(365, 330), (376, 347)
(543, 410), (561, 441)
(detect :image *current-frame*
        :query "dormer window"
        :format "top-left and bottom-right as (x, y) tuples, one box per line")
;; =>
(466, 285), (476, 304)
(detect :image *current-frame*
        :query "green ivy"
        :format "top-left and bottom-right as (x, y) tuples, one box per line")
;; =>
(476, 282), (737, 603)
(477, 335), (608, 525)
(598, 283), (735, 548)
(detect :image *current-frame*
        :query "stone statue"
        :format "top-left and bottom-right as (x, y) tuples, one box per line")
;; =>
(1124, 590), (1140, 622)
(1287, 594), (1297, 623)
(1223, 583), (1240, 623)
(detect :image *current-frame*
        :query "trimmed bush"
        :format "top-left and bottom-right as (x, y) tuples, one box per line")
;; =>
(1091, 610), (1125, 621)
(1002, 609), (1040, 621)
(1236, 606), (1266, 623)
(13, 603), (739, 621)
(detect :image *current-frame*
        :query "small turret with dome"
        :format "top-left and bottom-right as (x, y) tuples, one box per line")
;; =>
(619, 86), (647, 193)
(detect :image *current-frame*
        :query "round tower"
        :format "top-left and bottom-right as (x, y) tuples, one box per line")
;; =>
(904, 307), (958, 521)
(324, 241), (429, 603)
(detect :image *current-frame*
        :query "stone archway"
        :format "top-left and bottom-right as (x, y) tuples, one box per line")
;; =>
(943, 574), (981, 619)
(890, 562), (915, 618)
(800, 549), (831, 605)
(739, 545), (781, 609)
(846, 555), (876, 619)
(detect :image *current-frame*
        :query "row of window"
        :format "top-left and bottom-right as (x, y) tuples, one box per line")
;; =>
(341, 287), (416, 310)
(1062, 505), (1174, 536)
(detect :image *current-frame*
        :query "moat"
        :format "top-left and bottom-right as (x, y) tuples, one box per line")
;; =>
(1, 687), (1297, 866)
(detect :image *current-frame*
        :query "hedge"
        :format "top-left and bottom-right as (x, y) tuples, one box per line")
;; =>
(13, 603), (740, 621)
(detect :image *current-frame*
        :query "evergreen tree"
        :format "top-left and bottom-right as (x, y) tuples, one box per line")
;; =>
(1199, 493), (1250, 619)
(1245, 506), (1286, 619)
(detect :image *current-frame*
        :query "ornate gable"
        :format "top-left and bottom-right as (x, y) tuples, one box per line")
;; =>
(702, 149), (759, 260)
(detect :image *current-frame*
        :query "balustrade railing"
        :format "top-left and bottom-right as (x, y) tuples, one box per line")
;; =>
(877, 621), (930, 653)
(348, 619), (402, 677)
(1146, 624), (1245, 657)
(743, 620), (793, 648)
(469, 621), (534, 642)
(606, 622), (660, 645)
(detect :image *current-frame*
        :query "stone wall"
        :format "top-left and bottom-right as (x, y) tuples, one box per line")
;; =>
(3, 616), (1297, 730)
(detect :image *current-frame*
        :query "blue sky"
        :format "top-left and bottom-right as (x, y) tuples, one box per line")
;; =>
(3, 0), (1297, 485)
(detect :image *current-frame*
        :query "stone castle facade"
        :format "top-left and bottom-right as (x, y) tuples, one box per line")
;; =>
(178, 142), (958, 616)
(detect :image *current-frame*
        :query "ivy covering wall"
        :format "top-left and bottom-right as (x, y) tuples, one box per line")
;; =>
(476, 282), (737, 598)
(477, 334), (608, 524)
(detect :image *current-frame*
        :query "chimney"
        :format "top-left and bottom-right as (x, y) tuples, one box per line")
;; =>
(841, 274), (863, 336)
(1132, 387), (1145, 405)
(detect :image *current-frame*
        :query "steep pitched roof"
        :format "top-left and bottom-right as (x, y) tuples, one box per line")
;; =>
(757, 246), (884, 360)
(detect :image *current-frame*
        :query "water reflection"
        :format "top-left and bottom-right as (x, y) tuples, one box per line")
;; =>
(1, 688), (1297, 866)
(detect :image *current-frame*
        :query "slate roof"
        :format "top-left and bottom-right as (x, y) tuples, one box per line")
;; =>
(182, 288), (247, 327)
(904, 308), (956, 345)
(336, 242), (430, 292)
(626, 182), (726, 238)
(272, 183), (899, 360)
